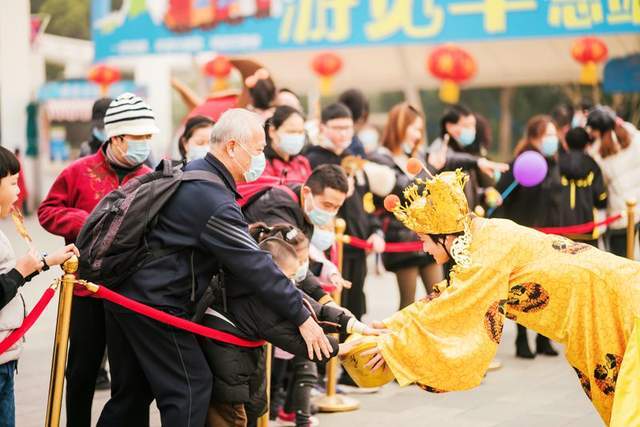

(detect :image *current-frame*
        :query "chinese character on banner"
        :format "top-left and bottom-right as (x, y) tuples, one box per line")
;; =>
(548, 0), (605, 29)
(279, 0), (358, 44)
(448, 0), (537, 33)
(607, 0), (640, 24)
(365, 0), (445, 40)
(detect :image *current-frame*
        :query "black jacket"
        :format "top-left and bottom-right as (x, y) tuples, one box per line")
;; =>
(427, 138), (494, 209)
(199, 290), (345, 405)
(243, 185), (314, 239)
(0, 270), (27, 310)
(495, 150), (564, 228)
(304, 145), (382, 256)
(558, 150), (607, 226)
(368, 148), (434, 271)
(242, 185), (329, 302)
(120, 153), (309, 326)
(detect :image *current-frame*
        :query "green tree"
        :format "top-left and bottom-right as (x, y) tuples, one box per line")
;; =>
(36, 0), (90, 40)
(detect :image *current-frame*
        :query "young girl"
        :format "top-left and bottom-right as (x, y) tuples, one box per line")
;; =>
(0, 146), (78, 426)
(201, 222), (374, 427)
(249, 223), (373, 427)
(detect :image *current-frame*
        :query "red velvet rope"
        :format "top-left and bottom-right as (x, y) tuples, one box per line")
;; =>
(345, 237), (423, 252)
(0, 287), (56, 356)
(343, 214), (624, 253)
(535, 213), (622, 235)
(92, 285), (265, 348)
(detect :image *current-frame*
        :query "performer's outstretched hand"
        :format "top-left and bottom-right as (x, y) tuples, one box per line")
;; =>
(363, 346), (387, 372)
(370, 321), (387, 330)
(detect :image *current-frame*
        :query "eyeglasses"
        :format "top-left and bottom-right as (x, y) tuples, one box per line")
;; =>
(327, 125), (354, 133)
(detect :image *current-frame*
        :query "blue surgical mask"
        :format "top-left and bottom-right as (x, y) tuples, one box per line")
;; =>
(187, 145), (209, 161)
(278, 132), (305, 156)
(402, 142), (415, 155)
(541, 136), (559, 157)
(294, 260), (309, 282)
(358, 129), (379, 153)
(124, 140), (151, 165)
(458, 128), (476, 147)
(235, 143), (266, 182)
(311, 228), (335, 251)
(571, 115), (582, 129)
(306, 195), (336, 226)
(92, 127), (107, 143)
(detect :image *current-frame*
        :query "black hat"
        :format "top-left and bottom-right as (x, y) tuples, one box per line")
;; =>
(586, 106), (616, 133)
(91, 97), (114, 126)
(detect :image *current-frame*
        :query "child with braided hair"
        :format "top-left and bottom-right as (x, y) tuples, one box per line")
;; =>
(201, 222), (377, 427)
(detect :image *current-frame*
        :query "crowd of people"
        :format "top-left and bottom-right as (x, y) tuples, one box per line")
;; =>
(0, 75), (638, 427)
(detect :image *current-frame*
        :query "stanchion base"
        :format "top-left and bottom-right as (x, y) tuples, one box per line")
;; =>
(316, 394), (360, 413)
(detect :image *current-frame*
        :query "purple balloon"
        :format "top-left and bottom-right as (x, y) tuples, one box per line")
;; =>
(513, 151), (548, 187)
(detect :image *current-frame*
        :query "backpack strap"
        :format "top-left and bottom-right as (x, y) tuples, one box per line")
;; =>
(181, 170), (225, 185)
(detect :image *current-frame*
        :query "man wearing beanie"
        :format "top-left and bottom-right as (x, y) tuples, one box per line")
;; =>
(38, 92), (156, 427)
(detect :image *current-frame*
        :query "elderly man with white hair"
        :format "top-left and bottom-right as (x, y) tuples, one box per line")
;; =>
(98, 109), (331, 427)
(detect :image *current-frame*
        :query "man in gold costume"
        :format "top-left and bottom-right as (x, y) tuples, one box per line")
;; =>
(341, 168), (639, 426)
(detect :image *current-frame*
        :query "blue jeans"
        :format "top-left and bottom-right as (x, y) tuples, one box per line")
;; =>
(0, 361), (16, 427)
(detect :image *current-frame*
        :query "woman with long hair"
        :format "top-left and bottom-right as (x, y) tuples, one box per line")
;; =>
(495, 114), (562, 358)
(368, 103), (443, 309)
(586, 106), (640, 257)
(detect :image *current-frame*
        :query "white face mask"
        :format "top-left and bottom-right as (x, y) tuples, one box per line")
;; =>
(311, 227), (335, 251)
(358, 129), (379, 153)
(278, 132), (305, 156)
(294, 260), (309, 282)
(187, 145), (209, 161)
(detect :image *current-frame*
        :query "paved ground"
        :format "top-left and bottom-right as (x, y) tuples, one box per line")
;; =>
(7, 217), (603, 426)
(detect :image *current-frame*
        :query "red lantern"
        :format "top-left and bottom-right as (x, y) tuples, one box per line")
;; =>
(311, 52), (343, 95)
(88, 64), (121, 96)
(203, 56), (233, 92)
(427, 45), (477, 104)
(571, 37), (608, 86)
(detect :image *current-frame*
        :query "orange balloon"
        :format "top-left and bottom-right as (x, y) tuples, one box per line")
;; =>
(384, 194), (401, 212)
(406, 158), (424, 176)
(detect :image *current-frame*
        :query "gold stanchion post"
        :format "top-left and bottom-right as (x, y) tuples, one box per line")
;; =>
(626, 199), (637, 260)
(257, 343), (272, 427)
(45, 256), (78, 427)
(316, 219), (359, 413)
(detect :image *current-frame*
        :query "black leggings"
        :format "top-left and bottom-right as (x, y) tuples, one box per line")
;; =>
(271, 356), (317, 426)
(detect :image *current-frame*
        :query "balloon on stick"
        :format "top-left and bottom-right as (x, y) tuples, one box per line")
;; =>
(513, 151), (548, 187)
(487, 151), (548, 217)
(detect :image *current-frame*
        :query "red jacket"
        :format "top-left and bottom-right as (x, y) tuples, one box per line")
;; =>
(264, 147), (312, 184)
(38, 148), (151, 243)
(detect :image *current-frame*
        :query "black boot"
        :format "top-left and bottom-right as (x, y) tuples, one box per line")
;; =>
(515, 325), (535, 359)
(536, 334), (559, 356)
(95, 368), (111, 390)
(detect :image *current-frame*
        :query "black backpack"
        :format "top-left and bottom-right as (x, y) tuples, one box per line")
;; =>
(76, 160), (222, 288)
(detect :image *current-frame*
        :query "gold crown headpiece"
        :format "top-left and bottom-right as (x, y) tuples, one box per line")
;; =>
(384, 161), (472, 267)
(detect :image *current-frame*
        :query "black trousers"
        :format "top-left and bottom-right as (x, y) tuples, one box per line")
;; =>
(340, 251), (367, 321)
(65, 296), (106, 427)
(97, 302), (212, 427)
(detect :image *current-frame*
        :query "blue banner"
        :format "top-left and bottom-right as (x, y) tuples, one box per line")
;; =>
(38, 79), (143, 100)
(93, 0), (640, 60)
